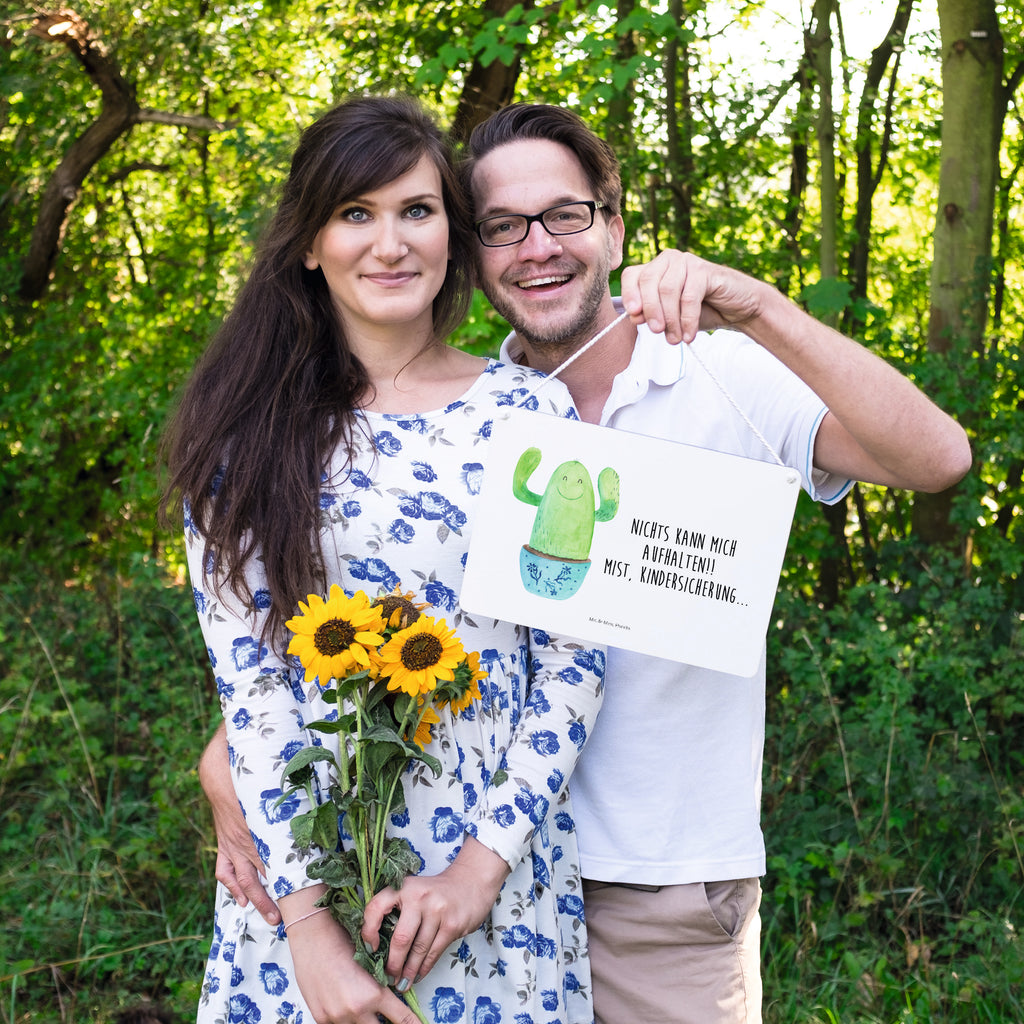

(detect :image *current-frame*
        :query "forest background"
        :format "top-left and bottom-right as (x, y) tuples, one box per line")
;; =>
(1, 0), (1021, 1021)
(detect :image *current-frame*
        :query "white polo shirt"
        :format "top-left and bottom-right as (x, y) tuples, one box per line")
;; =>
(500, 309), (851, 884)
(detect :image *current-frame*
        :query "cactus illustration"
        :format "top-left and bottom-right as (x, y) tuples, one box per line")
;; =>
(513, 447), (620, 561)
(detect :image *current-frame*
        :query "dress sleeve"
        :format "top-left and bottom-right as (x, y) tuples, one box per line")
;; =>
(185, 508), (326, 898)
(465, 630), (605, 870)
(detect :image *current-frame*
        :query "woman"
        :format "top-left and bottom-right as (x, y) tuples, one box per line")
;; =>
(163, 96), (605, 1024)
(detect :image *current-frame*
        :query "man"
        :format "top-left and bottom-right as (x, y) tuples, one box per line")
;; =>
(202, 104), (970, 1023)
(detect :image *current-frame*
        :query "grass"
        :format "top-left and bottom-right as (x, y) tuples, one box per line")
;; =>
(1, 547), (1020, 1023)
(0, 557), (213, 1023)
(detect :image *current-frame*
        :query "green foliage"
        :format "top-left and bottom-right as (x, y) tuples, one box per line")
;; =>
(1, 0), (1022, 1019)
(0, 553), (216, 1021)
(762, 538), (1024, 1023)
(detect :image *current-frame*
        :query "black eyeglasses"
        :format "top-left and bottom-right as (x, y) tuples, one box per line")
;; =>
(474, 200), (607, 247)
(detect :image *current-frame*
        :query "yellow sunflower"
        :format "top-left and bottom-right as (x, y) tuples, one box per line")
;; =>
(372, 585), (428, 630)
(448, 650), (486, 716)
(408, 701), (441, 749)
(377, 615), (465, 697)
(285, 585), (386, 683)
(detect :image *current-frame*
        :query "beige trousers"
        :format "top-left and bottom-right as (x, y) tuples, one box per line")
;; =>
(582, 878), (762, 1024)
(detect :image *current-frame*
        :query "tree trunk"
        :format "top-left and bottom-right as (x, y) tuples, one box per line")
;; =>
(848, 0), (913, 310)
(450, 0), (535, 144)
(806, 0), (838, 290)
(664, 0), (693, 249)
(783, 64), (810, 296)
(804, 0), (849, 603)
(19, 10), (139, 300)
(606, 0), (637, 200)
(914, 0), (1003, 545)
(17, 9), (234, 301)
(928, 2), (1002, 353)
(991, 63), (1024, 330)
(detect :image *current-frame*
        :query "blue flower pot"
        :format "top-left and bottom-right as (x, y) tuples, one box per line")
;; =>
(519, 546), (591, 600)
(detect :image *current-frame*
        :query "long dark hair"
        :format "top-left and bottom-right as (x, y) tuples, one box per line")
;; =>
(162, 95), (474, 647)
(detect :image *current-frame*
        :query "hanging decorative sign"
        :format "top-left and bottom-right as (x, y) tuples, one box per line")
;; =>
(461, 408), (801, 676)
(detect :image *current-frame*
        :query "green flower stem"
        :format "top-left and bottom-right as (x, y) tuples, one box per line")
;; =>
(398, 694), (427, 741)
(402, 985), (429, 1024)
(336, 716), (351, 793)
(371, 694), (424, 874)
(351, 684), (374, 904)
(302, 776), (318, 818)
(373, 781), (395, 878)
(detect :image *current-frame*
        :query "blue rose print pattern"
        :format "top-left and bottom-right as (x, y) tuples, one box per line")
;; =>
(191, 361), (603, 1024)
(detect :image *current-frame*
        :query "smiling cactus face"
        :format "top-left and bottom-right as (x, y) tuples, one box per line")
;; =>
(512, 448), (620, 566)
(530, 460), (597, 560)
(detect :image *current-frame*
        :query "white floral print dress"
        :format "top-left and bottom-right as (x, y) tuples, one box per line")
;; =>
(190, 360), (605, 1024)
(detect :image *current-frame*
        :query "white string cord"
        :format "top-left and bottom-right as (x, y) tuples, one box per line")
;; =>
(515, 312), (786, 467)
(680, 343), (786, 467)
(516, 311), (630, 403)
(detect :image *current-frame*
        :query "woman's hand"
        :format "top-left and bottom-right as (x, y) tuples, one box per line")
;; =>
(361, 836), (511, 991)
(281, 891), (423, 1024)
(199, 722), (282, 925)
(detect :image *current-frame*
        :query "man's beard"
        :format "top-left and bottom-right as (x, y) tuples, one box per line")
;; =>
(481, 261), (611, 356)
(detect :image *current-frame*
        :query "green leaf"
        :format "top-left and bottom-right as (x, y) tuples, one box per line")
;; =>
(355, 774), (381, 804)
(800, 277), (853, 320)
(356, 907), (400, 982)
(309, 849), (361, 890)
(333, 899), (369, 952)
(438, 42), (471, 66)
(302, 717), (350, 734)
(367, 724), (418, 754)
(409, 747), (443, 778)
(362, 737), (410, 781)
(288, 808), (319, 849)
(365, 685), (401, 716)
(362, 719), (405, 742)
(479, 41), (517, 67)
(335, 669), (373, 701)
(332, 786), (357, 814)
(353, 940), (388, 984)
(311, 801), (341, 850)
(281, 745), (337, 788)
(386, 789), (408, 818)
(379, 837), (422, 891)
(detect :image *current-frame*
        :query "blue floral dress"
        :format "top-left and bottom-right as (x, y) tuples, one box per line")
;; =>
(189, 360), (605, 1024)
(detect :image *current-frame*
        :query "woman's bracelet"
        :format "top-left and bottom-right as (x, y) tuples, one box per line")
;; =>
(283, 906), (329, 932)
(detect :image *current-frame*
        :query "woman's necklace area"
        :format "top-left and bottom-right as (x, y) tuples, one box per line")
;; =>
(360, 346), (485, 415)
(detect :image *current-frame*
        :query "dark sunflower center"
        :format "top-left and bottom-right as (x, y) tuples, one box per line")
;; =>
(401, 633), (444, 670)
(376, 595), (421, 629)
(314, 618), (356, 655)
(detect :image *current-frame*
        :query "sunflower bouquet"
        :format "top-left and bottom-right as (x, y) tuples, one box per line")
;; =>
(278, 583), (485, 1019)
